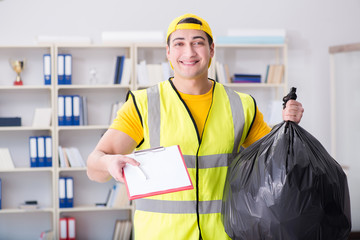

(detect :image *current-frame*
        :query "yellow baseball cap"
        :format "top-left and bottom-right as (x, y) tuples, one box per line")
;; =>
(166, 13), (213, 43)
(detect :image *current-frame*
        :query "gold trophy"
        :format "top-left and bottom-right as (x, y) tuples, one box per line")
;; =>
(9, 59), (25, 85)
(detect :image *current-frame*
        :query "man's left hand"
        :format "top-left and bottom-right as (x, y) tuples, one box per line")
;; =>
(282, 100), (304, 124)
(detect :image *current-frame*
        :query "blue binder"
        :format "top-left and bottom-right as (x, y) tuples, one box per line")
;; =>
(43, 54), (51, 85)
(72, 95), (80, 126)
(45, 136), (52, 167)
(64, 95), (73, 125)
(64, 54), (72, 85)
(58, 95), (65, 126)
(117, 55), (125, 84)
(57, 54), (65, 85)
(59, 177), (66, 208)
(66, 177), (74, 208)
(29, 136), (38, 167)
(0, 178), (2, 209)
(37, 136), (46, 167)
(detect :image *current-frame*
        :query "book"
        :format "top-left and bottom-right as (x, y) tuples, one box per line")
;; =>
(114, 56), (122, 84)
(232, 73), (261, 83)
(112, 220), (132, 240)
(0, 117), (21, 126)
(109, 101), (124, 125)
(32, 108), (52, 127)
(120, 58), (132, 86)
(0, 148), (15, 170)
(266, 64), (284, 84)
(107, 182), (129, 208)
(39, 230), (54, 240)
(63, 147), (86, 167)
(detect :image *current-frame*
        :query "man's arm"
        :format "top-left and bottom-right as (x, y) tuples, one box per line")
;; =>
(87, 129), (139, 183)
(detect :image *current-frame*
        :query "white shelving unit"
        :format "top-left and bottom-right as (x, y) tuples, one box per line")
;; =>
(54, 44), (134, 239)
(0, 41), (288, 239)
(0, 45), (56, 239)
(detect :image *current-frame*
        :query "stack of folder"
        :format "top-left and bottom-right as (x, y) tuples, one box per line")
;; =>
(29, 136), (52, 167)
(59, 177), (74, 208)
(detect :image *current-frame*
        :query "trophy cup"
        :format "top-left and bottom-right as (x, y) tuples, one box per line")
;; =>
(9, 59), (25, 86)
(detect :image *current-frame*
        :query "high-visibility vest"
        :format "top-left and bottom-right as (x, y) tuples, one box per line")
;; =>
(129, 79), (256, 240)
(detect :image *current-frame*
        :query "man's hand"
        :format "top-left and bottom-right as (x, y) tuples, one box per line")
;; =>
(282, 100), (304, 123)
(106, 154), (140, 183)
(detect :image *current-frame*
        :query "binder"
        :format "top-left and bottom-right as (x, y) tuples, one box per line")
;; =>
(66, 177), (74, 208)
(37, 136), (46, 167)
(59, 177), (66, 208)
(43, 54), (51, 85)
(114, 56), (121, 84)
(72, 95), (80, 126)
(67, 217), (76, 240)
(59, 217), (68, 240)
(58, 95), (65, 126)
(64, 95), (73, 125)
(117, 55), (125, 84)
(45, 136), (52, 167)
(64, 54), (72, 85)
(29, 136), (38, 167)
(57, 54), (65, 85)
(0, 178), (2, 209)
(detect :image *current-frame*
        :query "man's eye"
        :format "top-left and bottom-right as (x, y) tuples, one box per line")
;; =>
(174, 42), (183, 46)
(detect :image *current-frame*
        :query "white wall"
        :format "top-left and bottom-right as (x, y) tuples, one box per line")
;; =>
(1, 0), (359, 151)
(1, 0), (360, 230)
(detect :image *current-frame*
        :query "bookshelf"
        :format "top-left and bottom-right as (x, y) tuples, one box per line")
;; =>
(0, 41), (288, 239)
(54, 44), (134, 239)
(213, 43), (288, 123)
(0, 45), (56, 239)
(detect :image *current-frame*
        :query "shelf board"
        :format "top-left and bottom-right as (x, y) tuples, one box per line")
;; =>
(58, 205), (133, 213)
(0, 207), (54, 214)
(58, 167), (87, 172)
(56, 84), (131, 90)
(0, 126), (53, 131)
(223, 83), (285, 88)
(0, 167), (54, 173)
(57, 125), (109, 131)
(0, 85), (52, 91)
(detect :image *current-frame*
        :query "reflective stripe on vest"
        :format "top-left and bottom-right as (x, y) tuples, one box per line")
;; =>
(146, 83), (244, 153)
(136, 198), (222, 214)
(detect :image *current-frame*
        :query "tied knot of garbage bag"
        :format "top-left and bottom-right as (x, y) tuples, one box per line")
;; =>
(221, 121), (351, 240)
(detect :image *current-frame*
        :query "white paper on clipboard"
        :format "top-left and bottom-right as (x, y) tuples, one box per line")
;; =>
(123, 145), (193, 200)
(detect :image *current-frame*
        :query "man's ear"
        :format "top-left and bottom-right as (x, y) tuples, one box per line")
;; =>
(210, 42), (215, 58)
(166, 45), (170, 59)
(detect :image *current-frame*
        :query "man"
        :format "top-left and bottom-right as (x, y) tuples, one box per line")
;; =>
(87, 13), (304, 240)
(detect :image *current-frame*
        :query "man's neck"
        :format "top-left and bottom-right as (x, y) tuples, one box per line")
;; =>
(172, 75), (212, 95)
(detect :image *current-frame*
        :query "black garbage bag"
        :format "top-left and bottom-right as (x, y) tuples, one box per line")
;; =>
(221, 89), (351, 240)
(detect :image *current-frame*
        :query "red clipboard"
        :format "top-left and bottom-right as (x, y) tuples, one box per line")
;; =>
(123, 145), (193, 200)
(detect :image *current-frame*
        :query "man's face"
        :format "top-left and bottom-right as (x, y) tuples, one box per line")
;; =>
(166, 29), (214, 81)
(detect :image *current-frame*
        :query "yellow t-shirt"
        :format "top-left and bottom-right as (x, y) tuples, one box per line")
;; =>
(110, 86), (271, 148)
